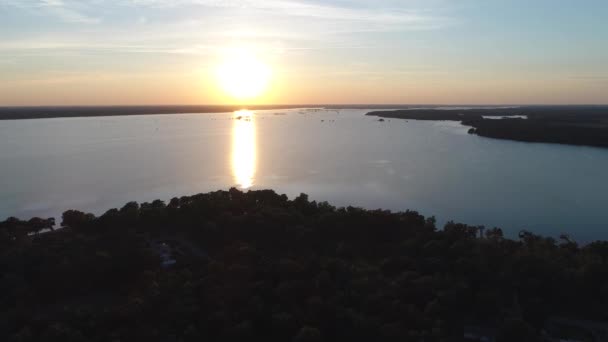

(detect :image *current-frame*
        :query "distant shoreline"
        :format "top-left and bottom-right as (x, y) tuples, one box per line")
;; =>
(0, 104), (427, 120)
(367, 106), (608, 148)
(1, 104), (606, 120)
(0, 105), (312, 120)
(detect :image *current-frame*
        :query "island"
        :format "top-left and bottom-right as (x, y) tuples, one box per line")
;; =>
(2, 188), (607, 341)
(367, 106), (608, 148)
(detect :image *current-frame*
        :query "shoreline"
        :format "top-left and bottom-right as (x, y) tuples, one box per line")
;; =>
(367, 106), (608, 149)
(1, 104), (605, 120)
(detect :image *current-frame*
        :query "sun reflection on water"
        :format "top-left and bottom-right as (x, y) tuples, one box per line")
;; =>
(231, 110), (256, 189)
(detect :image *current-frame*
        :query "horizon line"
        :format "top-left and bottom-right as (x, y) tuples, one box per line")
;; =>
(2, 103), (608, 108)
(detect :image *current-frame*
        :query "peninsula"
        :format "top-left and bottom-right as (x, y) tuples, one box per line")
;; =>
(367, 106), (608, 148)
(2, 189), (607, 341)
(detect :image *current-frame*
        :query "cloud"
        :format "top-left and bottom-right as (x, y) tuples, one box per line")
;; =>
(5, 0), (100, 24)
(568, 76), (608, 83)
(0, 59), (16, 66)
(127, 0), (451, 30)
(569, 76), (608, 80)
(0, 40), (215, 57)
(0, 0), (454, 58)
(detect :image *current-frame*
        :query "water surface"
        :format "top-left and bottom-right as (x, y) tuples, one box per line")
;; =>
(1, 108), (607, 240)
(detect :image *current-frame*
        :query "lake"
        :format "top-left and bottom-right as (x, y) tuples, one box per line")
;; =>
(1, 108), (608, 240)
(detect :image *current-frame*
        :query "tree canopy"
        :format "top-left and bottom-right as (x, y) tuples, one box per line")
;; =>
(1, 188), (607, 341)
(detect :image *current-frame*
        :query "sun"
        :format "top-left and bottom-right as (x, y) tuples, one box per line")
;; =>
(216, 49), (271, 101)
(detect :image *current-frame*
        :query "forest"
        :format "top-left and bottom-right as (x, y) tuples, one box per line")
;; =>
(367, 106), (608, 148)
(2, 188), (608, 341)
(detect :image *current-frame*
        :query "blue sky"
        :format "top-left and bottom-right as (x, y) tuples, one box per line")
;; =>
(0, 0), (607, 105)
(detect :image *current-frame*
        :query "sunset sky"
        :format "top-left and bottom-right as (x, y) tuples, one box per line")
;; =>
(1, 0), (607, 105)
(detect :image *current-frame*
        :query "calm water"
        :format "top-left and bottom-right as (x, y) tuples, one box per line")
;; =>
(2, 108), (608, 240)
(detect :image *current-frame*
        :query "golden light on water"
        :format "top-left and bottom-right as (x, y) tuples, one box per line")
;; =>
(231, 110), (256, 189)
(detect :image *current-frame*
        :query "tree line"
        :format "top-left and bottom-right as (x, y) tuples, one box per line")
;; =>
(2, 188), (608, 341)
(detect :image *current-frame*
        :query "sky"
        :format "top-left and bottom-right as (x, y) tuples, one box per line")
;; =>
(0, 0), (607, 105)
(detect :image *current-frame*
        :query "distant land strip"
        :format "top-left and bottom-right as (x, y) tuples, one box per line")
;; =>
(367, 106), (608, 148)
(1, 104), (605, 121)
(0, 104), (446, 120)
(3, 104), (608, 149)
(0, 105), (310, 120)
